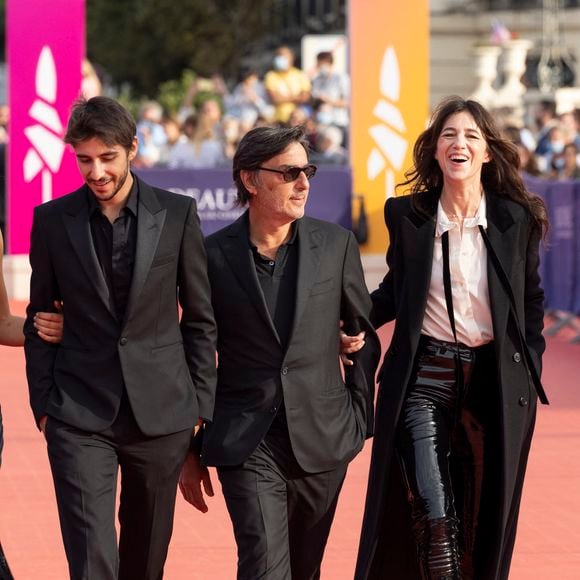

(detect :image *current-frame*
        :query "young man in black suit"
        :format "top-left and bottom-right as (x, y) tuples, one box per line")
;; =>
(24, 97), (217, 580)
(180, 126), (380, 579)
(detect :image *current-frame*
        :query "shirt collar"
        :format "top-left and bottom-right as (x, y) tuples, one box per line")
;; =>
(88, 173), (139, 218)
(246, 215), (299, 250)
(435, 193), (487, 237)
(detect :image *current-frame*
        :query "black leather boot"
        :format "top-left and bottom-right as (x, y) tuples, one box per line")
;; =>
(416, 516), (462, 580)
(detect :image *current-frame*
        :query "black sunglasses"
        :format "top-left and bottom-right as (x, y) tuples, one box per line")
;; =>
(257, 164), (317, 182)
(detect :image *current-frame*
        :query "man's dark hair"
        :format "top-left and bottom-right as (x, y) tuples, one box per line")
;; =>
(64, 96), (136, 150)
(316, 51), (334, 65)
(233, 126), (310, 205)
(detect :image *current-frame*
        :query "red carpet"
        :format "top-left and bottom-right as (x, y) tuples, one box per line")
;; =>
(1, 303), (578, 578)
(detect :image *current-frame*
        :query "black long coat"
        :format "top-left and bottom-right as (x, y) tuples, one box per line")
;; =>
(355, 191), (547, 580)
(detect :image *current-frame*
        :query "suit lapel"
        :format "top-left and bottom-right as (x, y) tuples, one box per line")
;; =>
(62, 187), (115, 318)
(220, 213), (281, 343)
(124, 178), (166, 324)
(289, 218), (322, 343)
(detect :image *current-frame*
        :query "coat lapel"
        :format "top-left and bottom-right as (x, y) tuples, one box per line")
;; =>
(124, 178), (166, 324)
(289, 218), (323, 343)
(219, 213), (281, 343)
(62, 187), (116, 318)
(485, 195), (518, 338)
(402, 198), (437, 338)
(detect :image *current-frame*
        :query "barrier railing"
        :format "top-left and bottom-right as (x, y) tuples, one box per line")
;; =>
(526, 177), (580, 343)
(136, 166), (353, 236)
(135, 169), (579, 343)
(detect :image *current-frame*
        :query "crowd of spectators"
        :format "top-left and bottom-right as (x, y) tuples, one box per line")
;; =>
(2, 51), (580, 179)
(129, 60), (580, 179)
(501, 100), (580, 181)
(130, 45), (351, 169)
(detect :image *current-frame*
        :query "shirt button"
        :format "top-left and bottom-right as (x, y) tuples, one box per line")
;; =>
(281, 367), (288, 375)
(269, 261), (275, 266)
(120, 337), (128, 346)
(271, 406), (277, 414)
(518, 396), (528, 407)
(512, 352), (521, 363)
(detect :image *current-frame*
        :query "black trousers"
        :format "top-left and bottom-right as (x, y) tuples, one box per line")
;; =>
(217, 415), (348, 580)
(45, 397), (191, 580)
(396, 335), (498, 580)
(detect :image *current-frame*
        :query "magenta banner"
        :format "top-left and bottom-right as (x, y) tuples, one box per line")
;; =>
(7, 0), (85, 254)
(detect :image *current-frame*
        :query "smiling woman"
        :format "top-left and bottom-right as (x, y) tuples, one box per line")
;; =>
(355, 96), (549, 580)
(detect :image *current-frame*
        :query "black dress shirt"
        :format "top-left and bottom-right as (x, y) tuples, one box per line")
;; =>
(89, 179), (138, 323)
(249, 221), (298, 432)
(249, 222), (298, 353)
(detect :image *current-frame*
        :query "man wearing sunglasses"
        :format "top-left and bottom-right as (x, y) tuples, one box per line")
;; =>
(180, 126), (380, 579)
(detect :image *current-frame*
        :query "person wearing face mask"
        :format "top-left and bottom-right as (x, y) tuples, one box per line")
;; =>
(264, 46), (311, 124)
(311, 51), (350, 134)
(536, 125), (566, 175)
(550, 141), (580, 180)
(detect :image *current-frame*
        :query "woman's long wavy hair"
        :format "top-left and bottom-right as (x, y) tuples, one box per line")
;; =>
(400, 96), (548, 237)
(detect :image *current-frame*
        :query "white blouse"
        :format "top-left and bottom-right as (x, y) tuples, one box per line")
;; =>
(421, 194), (494, 347)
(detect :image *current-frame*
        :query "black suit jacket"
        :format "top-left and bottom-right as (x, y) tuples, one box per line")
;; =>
(355, 191), (547, 580)
(24, 176), (217, 437)
(201, 213), (380, 473)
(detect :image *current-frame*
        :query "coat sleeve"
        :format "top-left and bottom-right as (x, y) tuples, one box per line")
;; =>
(523, 223), (545, 375)
(24, 207), (61, 427)
(178, 199), (217, 421)
(370, 198), (397, 328)
(340, 231), (381, 438)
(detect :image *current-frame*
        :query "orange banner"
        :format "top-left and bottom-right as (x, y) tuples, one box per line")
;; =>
(349, 1), (429, 254)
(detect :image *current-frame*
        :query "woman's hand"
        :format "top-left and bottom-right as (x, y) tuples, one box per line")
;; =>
(34, 301), (64, 343)
(339, 320), (365, 367)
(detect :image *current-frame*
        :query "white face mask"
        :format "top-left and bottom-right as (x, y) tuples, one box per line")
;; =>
(273, 55), (290, 71)
(551, 141), (565, 154)
(316, 111), (333, 126)
(224, 127), (238, 141)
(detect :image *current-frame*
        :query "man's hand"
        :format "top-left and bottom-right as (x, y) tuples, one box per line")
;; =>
(34, 301), (63, 343)
(193, 418), (203, 436)
(179, 452), (214, 513)
(39, 415), (48, 435)
(339, 320), (365, 367)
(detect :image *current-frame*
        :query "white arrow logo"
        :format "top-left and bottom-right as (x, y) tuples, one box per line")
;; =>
(23, 46), (66, 203)
(367, 47), (409, 199)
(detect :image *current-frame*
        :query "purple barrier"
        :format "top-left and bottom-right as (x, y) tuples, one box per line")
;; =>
(136, 166), (352, 236)
(544, 182), (575, 312)
(525, 177), (578, 313)
(575, 183), (580, 314)
(525, 177), (551, 297)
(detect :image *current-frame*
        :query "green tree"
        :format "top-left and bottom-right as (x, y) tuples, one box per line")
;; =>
(87, 0), (276, 98)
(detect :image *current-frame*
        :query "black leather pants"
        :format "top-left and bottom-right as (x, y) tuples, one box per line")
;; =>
(396, 335), (495, 580)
